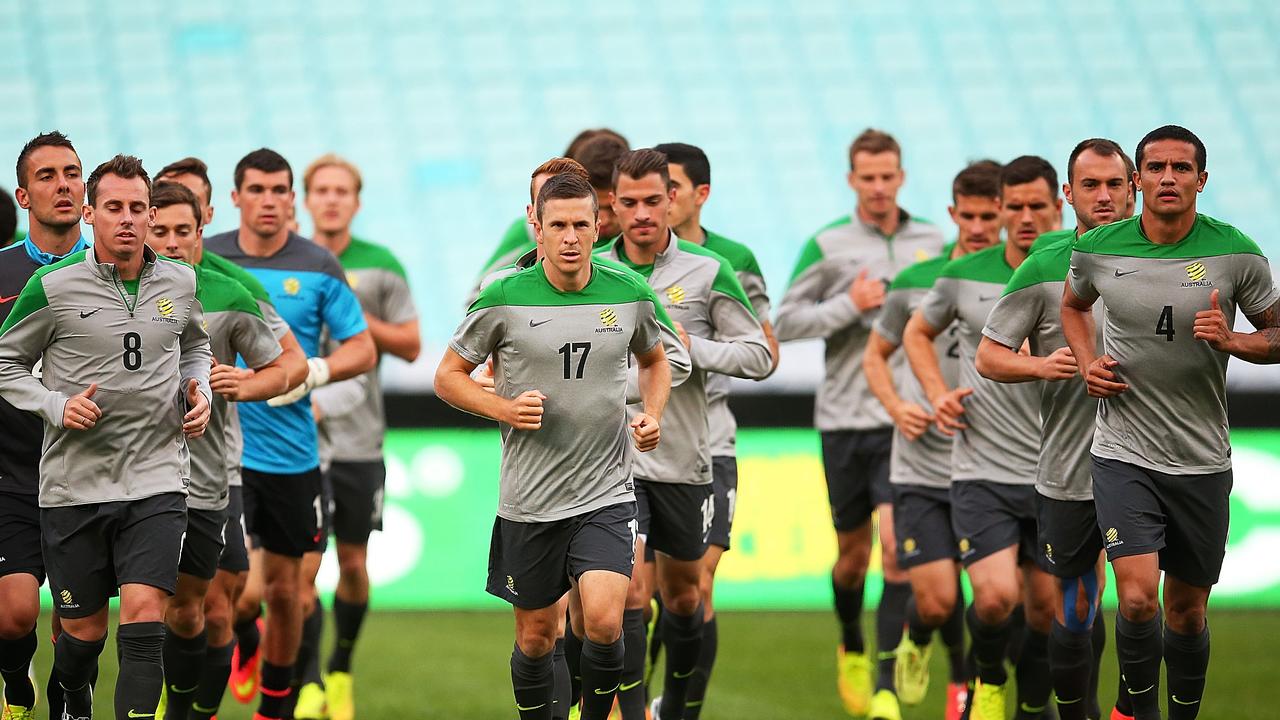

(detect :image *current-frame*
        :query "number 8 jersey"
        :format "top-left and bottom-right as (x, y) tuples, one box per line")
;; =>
(1068, 214), (1279, 474)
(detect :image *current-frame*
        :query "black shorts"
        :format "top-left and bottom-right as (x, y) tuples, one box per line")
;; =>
(242, 467), (323, 558)
(820, 429), (893, 532)
(42, 492), (187, 619)
(1036, 493), (1104, 579)
(179, 507), (228, 581)
(892, 484), (957, 569)
(950, 481), (1038, 568)
(636, 480), (713, 562)
(1091, 456), (1232, 587)
(0, 491), (44, 583)
(317, 469), (334, 554)
(707, 457), (738, 551)
(327, 460), (386, 545)
(486, 502), (637, 610)
(217, 485), (251, 574)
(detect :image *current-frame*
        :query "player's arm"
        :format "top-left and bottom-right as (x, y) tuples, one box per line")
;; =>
(630, 340), (669, 453)
(369, 264), (421, 362)
(902, 283), (970, 435)
(434, 349), (543, 430)
(863, 330), (931, 441)
(975, 336), (1075, 383)
(1196, 280), (1280, 363)
(312, 376), (369, 421)
(694, 264), (772, 379)
(739, 268), (781, 376)
(627, 321), (689, 404)
(1061, 251), (1126, 397)
(178, 296), (214, 438)
(323, 329), (377, 382)
(774, 241), (865, 342)
(269, 276), (376, 406)
(213, 309), (291, 402)
(275, 328), (308, 390)
(0, 275), (96, 428)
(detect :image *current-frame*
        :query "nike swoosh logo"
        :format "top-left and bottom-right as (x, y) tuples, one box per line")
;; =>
(128, 711), (156, 718)
(619, 680), (643, 692)
(80, 308), (101, 318)
(1114, 269), (1139, 277)
(1129, 684), (1156, 695)
(170, 683), (199, 694)
(594, 683), (621, 695)
(673, 669), (696, 679)
(1020, 702), (1046, 712)
(979, 295), (1000, 302)
(0, 294), (17, 304)
(529, 319), (552, 327)
(515, 702), (547, 711)
(1171, 695), (1200, 706)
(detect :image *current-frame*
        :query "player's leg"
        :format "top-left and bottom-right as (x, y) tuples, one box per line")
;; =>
(231, 482), (266, 705)
(1161, 576), (1211, 720)
(0, 491), (43, 715)
(873, 500), (908, 720)
(682, 455), (736, 720)
(897, 559), (957, 704)
(514, 605), (564, 720)
(163, 507), (226, 720)
(568, 503), (636, 720)
(648, 484), (711, 720)
(289, 551), (326, 719)
(550, 598), (571, 720)
(1017, 562), (1056, 720)
(618, 484), (654, 720)
(193, 486), (252, 720)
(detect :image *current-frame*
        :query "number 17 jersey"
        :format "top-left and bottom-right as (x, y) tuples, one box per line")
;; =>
(1068, 214), (1278, 474)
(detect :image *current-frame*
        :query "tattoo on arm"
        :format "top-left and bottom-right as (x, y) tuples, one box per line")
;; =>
(1245, 298), (1280, 361)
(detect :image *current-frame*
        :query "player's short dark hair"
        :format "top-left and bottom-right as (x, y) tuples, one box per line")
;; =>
(612, 149), (670, 190)
(1135, 124), (1207, 173)
(535, 172), (598, 222)
(151, 182), (204, 229)
(1000, 155), (1059, 198)
(653, 143), (710, 187)
(529, 158), (590, 202)
(234, 148), (293, 191)
(86, 155), (151, 207)
(952, 160), (1002, 202)
(576, 135), (631, 191)
(157, 157), (213, 205)
(1066, 138), (1134, 185)
(564, 128), (629, 159)
(848, 128), (901, 170)
(15, 131), (79, 189)
(0, 187), (17, 248)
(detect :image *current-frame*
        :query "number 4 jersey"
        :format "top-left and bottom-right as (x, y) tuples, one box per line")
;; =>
(1068, 214), (1279, 474)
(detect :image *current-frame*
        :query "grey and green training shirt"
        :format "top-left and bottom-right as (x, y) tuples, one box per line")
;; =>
(0, 246), (212, 507)
(776, 210), (945, 431)
(450, 260), (672, 522)
(598, 236), (772, 486)
(1068, 214), (1279, 474)
(918, 243), (1040, 485)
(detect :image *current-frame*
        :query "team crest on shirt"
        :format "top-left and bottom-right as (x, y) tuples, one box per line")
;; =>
(152, 297), (180, 324)
(1181, 261), (1212, 288)
(346, 272), (360, 290)
(596, 308), (623, 334)
(666, 285), (686, 304)
(283, 277), (301, 296)
(915, 249), (930, 262)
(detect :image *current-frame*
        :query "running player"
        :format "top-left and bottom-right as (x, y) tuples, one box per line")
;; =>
(1062, 125), (1280, 720)
(303, 153), (421, 720)
(0, 154), (213, 720)
(436, 172), (672, 720)
(650, 141), (779, 720)
(145, 181), (293, 720)
(902, 155), (1063, 720)
(205, 148), (377, 720)
(596, 149), (772, 720)
(0, 131), (90, 720)
(864, 160), (1004, 720)
(774, 128), (945, 716)
(977, 139), (1137, 720)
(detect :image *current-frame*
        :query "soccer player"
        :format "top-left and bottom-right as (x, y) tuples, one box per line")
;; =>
(902, 155), (1063, 720)
(774, 128), (945, 716)
(0, 131), (91, 720)
(145, 181), (293, 720)
(0, 154), (213, 720)
(650, 141), (779, 720)
(302, 153), (421, 720)
(1062, 125), (1280, 720)
(436, 172), (672, 720)
(596, 149), (772, 720)
(205, 148), (377, 720)
(863, 160), (1004, 719)
(977, 139), (1137, 720)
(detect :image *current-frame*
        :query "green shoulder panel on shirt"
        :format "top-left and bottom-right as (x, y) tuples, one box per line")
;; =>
(201, 251), (274, 306)
(702, 230), (763, 275)
(939, 243), (1015, 284)
(677, 240), (757, 317)
(786, 215), (852, 284)
(196, 266), (264, 317)
(889, 251), (951, 291)
(340, 237), (409, 280)
(0, 250), (84, 334)
(1003, 237), (1074, 296)
(468, 259), (663, 313)
(479, 217), (533, 272)
(1028, 228), (1076, 255)
(1075, 214), (1265, 259)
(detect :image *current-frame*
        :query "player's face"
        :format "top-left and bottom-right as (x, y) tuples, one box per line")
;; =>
(147, 204), (202, 265)
(526, 172), (553, 224)
(847, 151), (903, 220)
(1066, 150), (1131, 231)
(535, 196), (598, 277)
(1137, 139), (1206, 218)
(948, 195), (1002, 254)
(612, 172), (673, 248)
(595, 185), (621, 239)
(17, 145), (84, 230)
(1000, 178), (1061, 251)
(666, 163), (708, 230)
(158, 172), (214, 226)
(232, 169), (294, 238)
(84, 174), (154, 260)
(305, 165), (361, 235)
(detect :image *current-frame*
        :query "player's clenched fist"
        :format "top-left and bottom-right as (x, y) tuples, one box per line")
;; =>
(929, 386), (972, 436)
(505, 390), (546, 430)
(1084, 354), (1128, 398)
(1037, 346), (1078, 381)
(210, 362), (255, 401)
(183, 379), (211, 438)
(889, 401), (932, 441)
(630, 413), (661, 452)
(63, 383), (102, 431)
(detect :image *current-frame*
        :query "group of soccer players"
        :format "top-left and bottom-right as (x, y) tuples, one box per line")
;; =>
(0, 133), (415, 720)
(442, 123), (1279, 720)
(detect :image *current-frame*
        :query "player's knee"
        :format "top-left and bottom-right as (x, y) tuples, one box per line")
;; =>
(263, 577), (300, 610)
(972, 590), (1017, 625)
(1117, 586), (1159, 623)
(337, 549), (368, 579)
(832, 554), (868, 587)
(582, 611), (622, 645)
(662, 585), (701, 617)
(167, 599), (205, 638)
(1163, 599), (1207, 634)
(0, 605), (38, 639)
(516, 621), (559, 657)
(915, 593), (952, 628)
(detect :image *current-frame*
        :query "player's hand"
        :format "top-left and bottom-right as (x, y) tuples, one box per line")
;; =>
(62, 383), (102, 431)
(1084, 354), (1128, 398)
(268, 357), (331, 407)
(1037, 346), (1078, 381)
(210, 363), (255, 401)
(183, 379), (211, 438)
(630, 412), (661, 452)
(674, 321), (691, 349)
(889, 401), (933, 441)
(929, 387), (973, 436)
(475, 359), (497, 394)
(505, 390), (545, 430)
(1194, 289), (1236, 352)
(849, 270), (886, 312)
